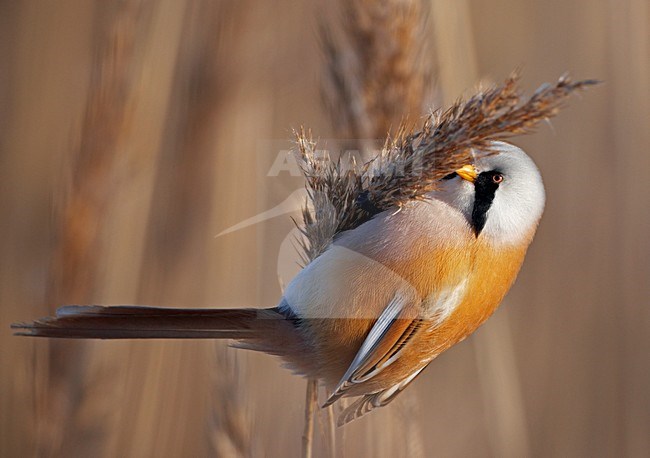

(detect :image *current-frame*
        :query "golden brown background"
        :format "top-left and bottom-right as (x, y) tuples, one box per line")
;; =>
(1, 0), (648, 457)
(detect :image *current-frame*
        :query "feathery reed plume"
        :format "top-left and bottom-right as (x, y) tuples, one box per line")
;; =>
(297, 74), (598, 261)
(321, 0), (433, 142)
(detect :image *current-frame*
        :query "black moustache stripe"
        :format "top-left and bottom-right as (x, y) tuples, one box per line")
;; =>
(471, 172), (501, 236)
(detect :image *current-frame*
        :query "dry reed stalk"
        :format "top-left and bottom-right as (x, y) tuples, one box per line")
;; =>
(297, 74), (598, 263)
(321, 0), (433, 143)
(607, 2), (650, 456)
(324, 404), (337, 457)
(106, 2), (252, 455)
(429, 0), (479, 104)
(302, 378), (318, 458)
(38, 1), (144, 455)
(208, 345), (252, 457)
(316, 3), (435, 452)
(473, 314), (532, 456)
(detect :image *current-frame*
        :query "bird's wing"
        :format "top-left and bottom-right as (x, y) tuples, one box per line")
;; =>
(323, 274), (469, 413)
(337, 365), (428, 426)
(323, 292), (424, 407)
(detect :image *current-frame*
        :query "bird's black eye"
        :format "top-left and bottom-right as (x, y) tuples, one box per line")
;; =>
(492, 173), (504, 184)
(442, 172), (458, 180)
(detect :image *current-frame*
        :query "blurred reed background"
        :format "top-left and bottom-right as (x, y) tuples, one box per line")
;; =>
(1, 0), (648, 457)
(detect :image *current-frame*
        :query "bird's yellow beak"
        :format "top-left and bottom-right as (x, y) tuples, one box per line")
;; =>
(456, 165), (478, 183)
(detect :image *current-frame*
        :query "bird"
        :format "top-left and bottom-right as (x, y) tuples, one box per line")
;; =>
(13, 141), (545, 425)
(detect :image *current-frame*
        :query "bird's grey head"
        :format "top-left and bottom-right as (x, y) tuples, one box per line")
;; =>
(432, 142), (546, 245)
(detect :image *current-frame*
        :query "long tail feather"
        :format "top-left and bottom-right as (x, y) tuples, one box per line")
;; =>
(11, 305), (290, 340)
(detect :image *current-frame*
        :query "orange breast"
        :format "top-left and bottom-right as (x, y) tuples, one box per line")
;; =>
(422, 239), (529, 352)
(314, 236), (531, 394)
